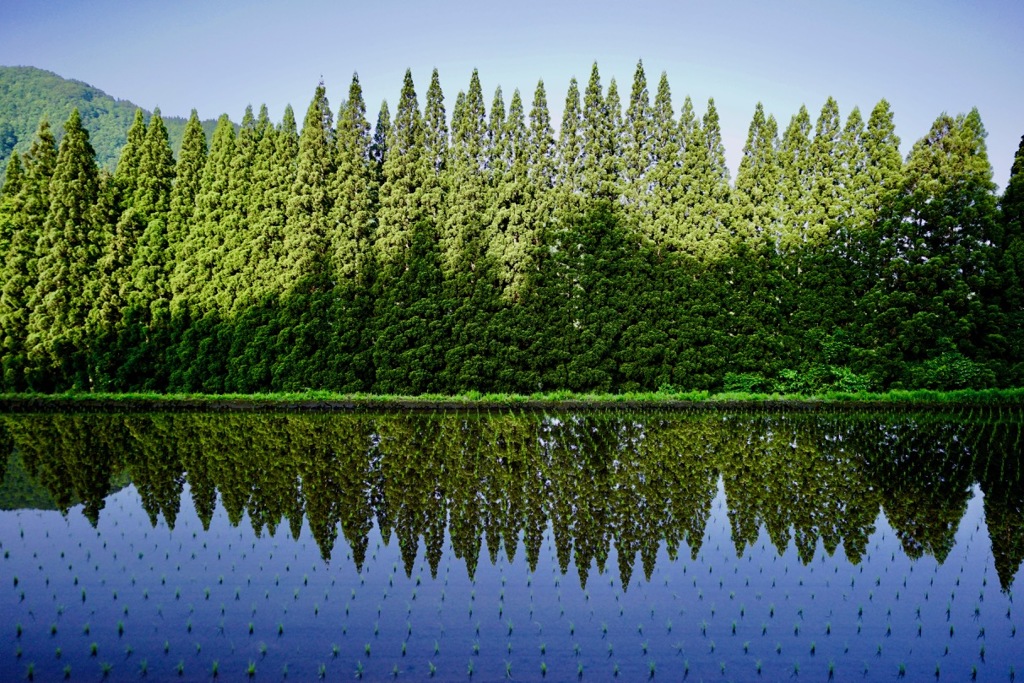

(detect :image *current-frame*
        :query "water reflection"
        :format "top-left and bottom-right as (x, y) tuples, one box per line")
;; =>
(2, 408), (1022, 590)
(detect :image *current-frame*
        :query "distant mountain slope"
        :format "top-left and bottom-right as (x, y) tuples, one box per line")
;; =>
(0, 65), (220, 180)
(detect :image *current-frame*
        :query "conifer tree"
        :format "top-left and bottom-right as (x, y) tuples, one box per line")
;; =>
(580, 63), (619, 201)
(861, 110), (1001, 387)
(375, 70), (426, 271)
(556, 78), (584, 206)
(732, 103), (779, 247)
(676, 99), (730, 260)
(171, 113), (235, 316)
(247, 105), (297, 298)
(486, 88), (532, 298)
(0, 152), (24, 258)
(26, 109), (101, 389)
(216, 105), (264, 312)
(328, 74), (377, 390)
(332, 74), (376, 285)
(862, 99), (903, 225)
(87, 111), (150, 369)
(280, 82), (335, 293)
(0, 121), (56, 389)
(999, 134), (1024, 380)
(526, 80), (556, 225)
(129, 108), (176, 315)
(422, 69), (448, 227)
(806, 97), (845, 245)
(273, 83), (338, 389)
(438, 73), (498, 390)
(166, 111), (207, 281)
(623, 61), (653, 228)
(645, 73), (681, 254)
(373, 70), (446, 393)
(777, 105), (813, 255)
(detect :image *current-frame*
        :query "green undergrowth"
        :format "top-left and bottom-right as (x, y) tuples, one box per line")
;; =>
(0, 387), (1021, 411)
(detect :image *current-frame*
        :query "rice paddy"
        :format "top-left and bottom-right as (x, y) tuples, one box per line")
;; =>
(0, 407), (1021, 680)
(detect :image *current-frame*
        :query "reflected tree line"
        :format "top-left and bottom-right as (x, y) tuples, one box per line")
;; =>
(1, 408), (1021, 590)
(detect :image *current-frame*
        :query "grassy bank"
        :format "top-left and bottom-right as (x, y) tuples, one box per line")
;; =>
(0, 388), (1022, 412)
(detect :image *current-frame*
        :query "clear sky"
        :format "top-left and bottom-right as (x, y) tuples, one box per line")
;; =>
(1, 0), (1021, 189)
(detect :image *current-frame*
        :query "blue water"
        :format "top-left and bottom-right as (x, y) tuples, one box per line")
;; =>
(0, 409), (1020, 681)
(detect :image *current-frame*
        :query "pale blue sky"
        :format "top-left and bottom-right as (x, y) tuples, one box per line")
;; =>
(1, 0), (1021, 188)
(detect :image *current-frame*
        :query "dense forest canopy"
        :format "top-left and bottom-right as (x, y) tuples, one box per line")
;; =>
(0, 61), (1021, 394)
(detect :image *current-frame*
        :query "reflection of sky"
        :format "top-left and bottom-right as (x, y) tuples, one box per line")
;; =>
(1, 477), (1016, 682)
(1, 0), (1022, 189)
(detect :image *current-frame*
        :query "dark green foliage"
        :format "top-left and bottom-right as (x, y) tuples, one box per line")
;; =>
(0, 65), (1016, 394)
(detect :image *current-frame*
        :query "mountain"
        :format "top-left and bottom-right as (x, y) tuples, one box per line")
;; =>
(0, 65), (220, 181)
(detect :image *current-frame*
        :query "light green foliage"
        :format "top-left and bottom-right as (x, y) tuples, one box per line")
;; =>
(332, 74), (376, 287)
(171, 114), (235, 316)
(0, 64), (1014, 395)
(0, 121), (57, 389)
(732, 103), (779, 248)
(376, 70), (427, 271)
(676, 98), (730, 260)
(580, 63), (620, 202)
(26, 109), (101, 389)
(777, 105), (813, 254)
(556, 78), (584, 207)
(441, 70), (487, 279)
(280, 83), (335, 294)
(486, 89), (534, 299)
(644, 73), (681, 254)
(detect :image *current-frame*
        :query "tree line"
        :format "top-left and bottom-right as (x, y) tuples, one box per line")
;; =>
(1, 61), (1022, 394)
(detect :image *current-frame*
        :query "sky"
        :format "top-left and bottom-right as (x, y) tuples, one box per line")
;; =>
(1, 0), (1022, 189)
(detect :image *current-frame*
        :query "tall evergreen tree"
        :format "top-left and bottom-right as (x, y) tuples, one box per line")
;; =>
(280, 83), (335, 294)
(422, 69), (448, 228)
(860, 110), (1001, 387)
(732, 103), (779, 247)
(271, 83), (339, 389)
(644, 73), (681, 254)
(375, 70), (426, 271)
(129, 108), (176, 316)
(166, 111), (207, 284)
(441, 69), (488, 279)
(556, 78), (584, 208)
(676, 98), (730, 260)
(806, 97), (846, 246)
(332, 74), (376, 286)
(486, 88), (532, 298)
(999, 134), (1024, 380)
(776, 105), (813, 255)
(623, 61), (653, 229)
(328, 74), (377, 390)
(580, 63), (619, 201)
(373, 70), (446, 393)
(862, 99), (904, 225)
(26, 109), (101, 389)
(170, 113), (235, 317)
(0, 121), (57, 389)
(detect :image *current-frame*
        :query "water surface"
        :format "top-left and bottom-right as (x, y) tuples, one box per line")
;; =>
(1, 408), (1021, 680)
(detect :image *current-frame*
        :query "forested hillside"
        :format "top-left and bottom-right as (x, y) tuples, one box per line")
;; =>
(0, 66), (219, 180)
(0, 62), (1021, 394)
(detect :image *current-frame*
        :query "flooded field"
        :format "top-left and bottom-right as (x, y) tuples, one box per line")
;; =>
(1, 408), (1021, 681)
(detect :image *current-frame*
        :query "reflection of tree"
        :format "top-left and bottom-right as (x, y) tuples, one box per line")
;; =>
(866, 415), (974, 563)
(12, 414), (127, 524)
(3, 407), (1020, 588)
(123, 415), (183, 528)
(973, 409), (1024, 591)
